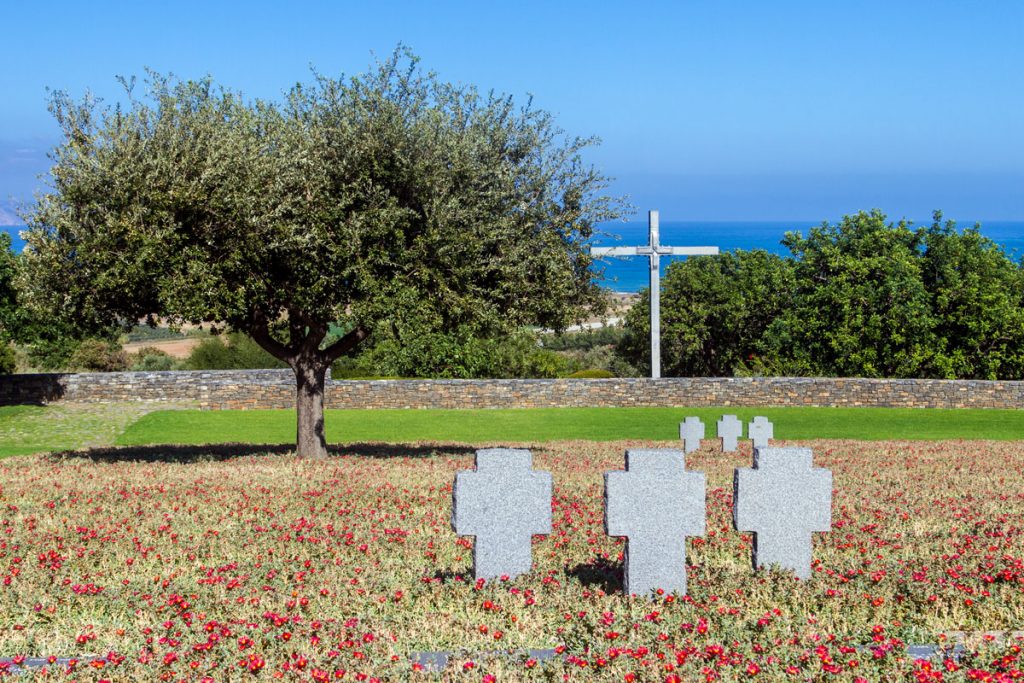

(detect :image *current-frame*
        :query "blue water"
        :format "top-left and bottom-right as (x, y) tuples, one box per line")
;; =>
(592, 220), (1024, 292)
(6, 221), (1022, 294)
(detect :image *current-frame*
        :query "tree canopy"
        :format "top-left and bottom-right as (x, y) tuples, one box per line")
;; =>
(618, 249), (794, 377)
(618, 211), (1024, 380)
(0, 232), (18, 373)
(20, 49), (623, 456)
(0, 233), (16, 334)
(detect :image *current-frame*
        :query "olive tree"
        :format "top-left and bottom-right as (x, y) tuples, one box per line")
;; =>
(0, 232), (18, 373)
(20, 50), (622, 457)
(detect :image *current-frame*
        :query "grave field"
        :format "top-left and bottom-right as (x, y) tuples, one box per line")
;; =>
(0, 438), (1021, 680)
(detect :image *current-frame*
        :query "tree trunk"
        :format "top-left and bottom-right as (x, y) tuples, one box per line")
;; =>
(249, 318), (366, 459)
(295, 359), (329, 460)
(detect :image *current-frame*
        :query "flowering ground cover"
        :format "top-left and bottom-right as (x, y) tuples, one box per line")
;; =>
(0, 438), (1022, 681)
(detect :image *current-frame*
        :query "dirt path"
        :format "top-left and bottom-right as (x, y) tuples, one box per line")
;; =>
(123, 338), (203, 358)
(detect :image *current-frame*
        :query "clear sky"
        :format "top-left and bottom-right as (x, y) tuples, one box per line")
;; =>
(1, 0), (1022, 221)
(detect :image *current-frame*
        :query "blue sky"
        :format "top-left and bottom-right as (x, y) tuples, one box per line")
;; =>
(1, 0), (1022, 221)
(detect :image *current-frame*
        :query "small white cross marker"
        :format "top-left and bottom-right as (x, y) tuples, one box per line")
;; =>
(679, 416), (705, 454)
(748, 416), (774, 448)
(717, 415), (743, 452)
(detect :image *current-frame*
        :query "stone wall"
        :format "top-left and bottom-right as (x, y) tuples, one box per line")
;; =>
(0, 370), (296, 410)
(1, 370), (1022, 410)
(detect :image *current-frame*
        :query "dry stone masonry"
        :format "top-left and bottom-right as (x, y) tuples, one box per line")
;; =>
(3, 372), (1022, 410)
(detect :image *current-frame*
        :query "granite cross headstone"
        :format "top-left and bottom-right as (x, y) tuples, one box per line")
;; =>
(733, 447), (832, 579)
(748, 416), (774, 448)
(717, 414), (742, 452)
(452, 448), (552, 581)
(679, 416), (705, 454)
(604, 449), (706, 596)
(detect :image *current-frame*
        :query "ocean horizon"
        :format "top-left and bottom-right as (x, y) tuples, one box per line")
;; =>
(593, 219), (1024, 291)
(5, 219), (1023, 293)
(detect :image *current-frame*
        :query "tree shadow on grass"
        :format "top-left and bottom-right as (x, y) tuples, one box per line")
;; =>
(47, 441), (477, 464)
(565, 556), (623, 594)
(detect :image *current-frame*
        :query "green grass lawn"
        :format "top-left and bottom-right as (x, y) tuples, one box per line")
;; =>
(0, 406), (40, 456)
(116, 405), (1024, 446)
(0, 403), (163, 457)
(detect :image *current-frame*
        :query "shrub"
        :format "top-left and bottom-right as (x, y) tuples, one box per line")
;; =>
(618, 249), (794, 377)
(0, 340), (15, 374)
(67, 339), (129, 372)
(328, 357), (405, 380)
(130, 347), (177, 371)
(354, 329), (570, 379)
(540, 326), (625, 351)
(617, 211), (1024, 380)
(566, 368), (615, 378)
(25, 334), (79, 370)
(521, 347), (572, 379)
(124, 324), (187, 343)
(184, 333), (288, 370)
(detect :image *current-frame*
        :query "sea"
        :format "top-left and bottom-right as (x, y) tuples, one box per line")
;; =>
(592, 220), (1024, 292)
(5, 220), (1023, 293)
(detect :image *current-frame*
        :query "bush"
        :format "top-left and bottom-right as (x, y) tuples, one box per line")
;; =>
(566, 368), (615, 378)
(328, 357), (405, 380)
(618, 249), (794, 377)
(130, 347), (178, 371)
(184, 333), (288, 370)
(25, 334), (79, 370)
(124, 325), (187, 343)
(353, 328), (573, 379)
(67, 339), (129, 372)
(520, 346), (572, 379)
(0, 340), (15, 374)
(617, 211), (1024, 380)
(540, 326), (625, 351)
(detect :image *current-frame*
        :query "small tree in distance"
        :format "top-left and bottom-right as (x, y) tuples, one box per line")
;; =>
(20, 49), (623, 458)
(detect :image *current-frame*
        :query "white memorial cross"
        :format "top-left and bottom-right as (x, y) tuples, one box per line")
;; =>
(679, 416), (705, 454)
(748, 416), (774, 448)
(591, 210), (719, 378)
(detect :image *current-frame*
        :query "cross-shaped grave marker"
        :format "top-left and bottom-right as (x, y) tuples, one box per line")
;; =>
(718, 415), (743, 452)
(733, 447), (832, 579)
(451, 448), (552, 581)
(679, 416), (705, 454)
(591, 210), (719, 378)
(604, 449), (706, 596)
(748, 416), (774, 448)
